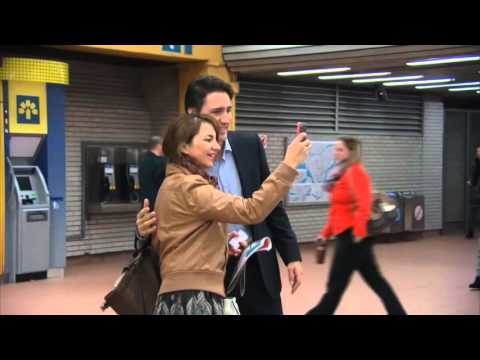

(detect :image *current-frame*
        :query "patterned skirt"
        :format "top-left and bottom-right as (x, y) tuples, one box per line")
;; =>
(153, 290), (224, 315)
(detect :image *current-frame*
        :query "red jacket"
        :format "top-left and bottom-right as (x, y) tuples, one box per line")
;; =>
(321, 163), (372, 240)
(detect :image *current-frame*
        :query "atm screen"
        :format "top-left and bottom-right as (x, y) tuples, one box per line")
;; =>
(17, 176), (33, 191)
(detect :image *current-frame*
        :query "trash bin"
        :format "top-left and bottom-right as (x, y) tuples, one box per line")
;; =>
(401, 192), (425, 231)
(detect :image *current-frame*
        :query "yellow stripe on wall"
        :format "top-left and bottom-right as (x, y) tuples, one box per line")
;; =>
(54, 45), (224, 66)
(0, 58), (69, 85)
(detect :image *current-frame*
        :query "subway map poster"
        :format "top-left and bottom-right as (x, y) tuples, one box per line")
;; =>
(286, 141), (337, 205)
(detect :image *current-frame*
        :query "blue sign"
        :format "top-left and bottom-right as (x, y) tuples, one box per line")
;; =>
(17, 95), (40, 124)
(162, 45), (193, 55)
(162, 45), (182, 53)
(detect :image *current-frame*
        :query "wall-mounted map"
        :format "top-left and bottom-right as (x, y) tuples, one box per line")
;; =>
(287, 141), (337, 205)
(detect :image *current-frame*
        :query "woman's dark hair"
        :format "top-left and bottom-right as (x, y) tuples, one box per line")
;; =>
(162, 113), (220, 185)
(184, 76), (234, 113)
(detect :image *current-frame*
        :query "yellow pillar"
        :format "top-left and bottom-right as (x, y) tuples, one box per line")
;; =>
(177, 49), (239, 130)
(0, 83), (4, 275)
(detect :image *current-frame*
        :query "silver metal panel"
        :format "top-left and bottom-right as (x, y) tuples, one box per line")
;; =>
(223, 45), (312, 54)
(422, 99), (444, 230)
(444, 112), (466, 222)
(18, 208), (50, 273)
(236, 81), (337, 132)
(12, 166), (51, 275)
(237, 80), (423, 135)
(223, 45), (395, 60)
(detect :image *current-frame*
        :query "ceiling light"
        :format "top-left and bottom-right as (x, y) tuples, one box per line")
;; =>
(318, 72), (391, 80)
(407, 55), (480, 66)
(384, 78), (455, 87)
(353, 75), (423, 83)
(448, 87), (480, 92)
(416, 82), (480, 89)
(277, 67), (351, 76)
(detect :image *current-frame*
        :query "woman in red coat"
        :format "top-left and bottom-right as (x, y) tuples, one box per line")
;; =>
(307, 137), (406, 315)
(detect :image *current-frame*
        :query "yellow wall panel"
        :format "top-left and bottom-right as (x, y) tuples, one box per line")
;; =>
(56, 45), (224, 65)
(0, 58), (69, 85)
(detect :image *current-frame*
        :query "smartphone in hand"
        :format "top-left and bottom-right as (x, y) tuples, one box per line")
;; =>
(296, 122), (307, 135)
(296, 122), (308, 142)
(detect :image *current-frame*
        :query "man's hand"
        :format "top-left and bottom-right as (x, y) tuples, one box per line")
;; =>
(136, 199), (157, 238)
(259, 134), (268, 149)
(227, 231), (248, 257)
(287, 261), (303, 294)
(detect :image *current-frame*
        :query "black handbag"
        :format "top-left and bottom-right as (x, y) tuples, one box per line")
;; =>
(101, 242), (161, 315)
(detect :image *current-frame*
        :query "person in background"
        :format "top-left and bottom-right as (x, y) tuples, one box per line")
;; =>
(307, 137), (407, 315)
(151, 113), (310, 315)
(466, 145), (480, 290)
(138, 136), (167, 211)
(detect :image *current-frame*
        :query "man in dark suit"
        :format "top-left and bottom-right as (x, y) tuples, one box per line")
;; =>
(135, 76), (303, 314)
(138, 136), (167, 210)
(467, 145), (480, 290)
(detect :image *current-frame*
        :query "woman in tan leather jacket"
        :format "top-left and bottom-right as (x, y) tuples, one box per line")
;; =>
(152, 113), (311, 315)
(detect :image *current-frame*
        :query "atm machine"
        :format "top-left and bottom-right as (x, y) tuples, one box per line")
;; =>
(13, 166), (50, 278)
(6, 135), (51, 282)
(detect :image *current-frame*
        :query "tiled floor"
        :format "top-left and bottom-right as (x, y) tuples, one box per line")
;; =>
(1, 232), (479, 315)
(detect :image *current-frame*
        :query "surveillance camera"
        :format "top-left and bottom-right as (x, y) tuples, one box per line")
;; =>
(376, 86), (389, 102)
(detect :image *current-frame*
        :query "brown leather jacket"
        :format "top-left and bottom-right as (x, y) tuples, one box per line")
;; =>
(153, 162), (298, 297)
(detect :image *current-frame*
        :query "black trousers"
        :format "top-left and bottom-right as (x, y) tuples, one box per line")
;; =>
(467, 189), (480, 237)
(237, 293), (283, 315)
(228, 256), (283, 315)
(307, 229), (406, 315)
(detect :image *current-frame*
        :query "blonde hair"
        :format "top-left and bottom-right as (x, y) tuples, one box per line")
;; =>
(338, 136), (362, 168)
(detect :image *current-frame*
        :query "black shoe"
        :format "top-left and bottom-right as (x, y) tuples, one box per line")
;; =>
(469, 277), (480, 290)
